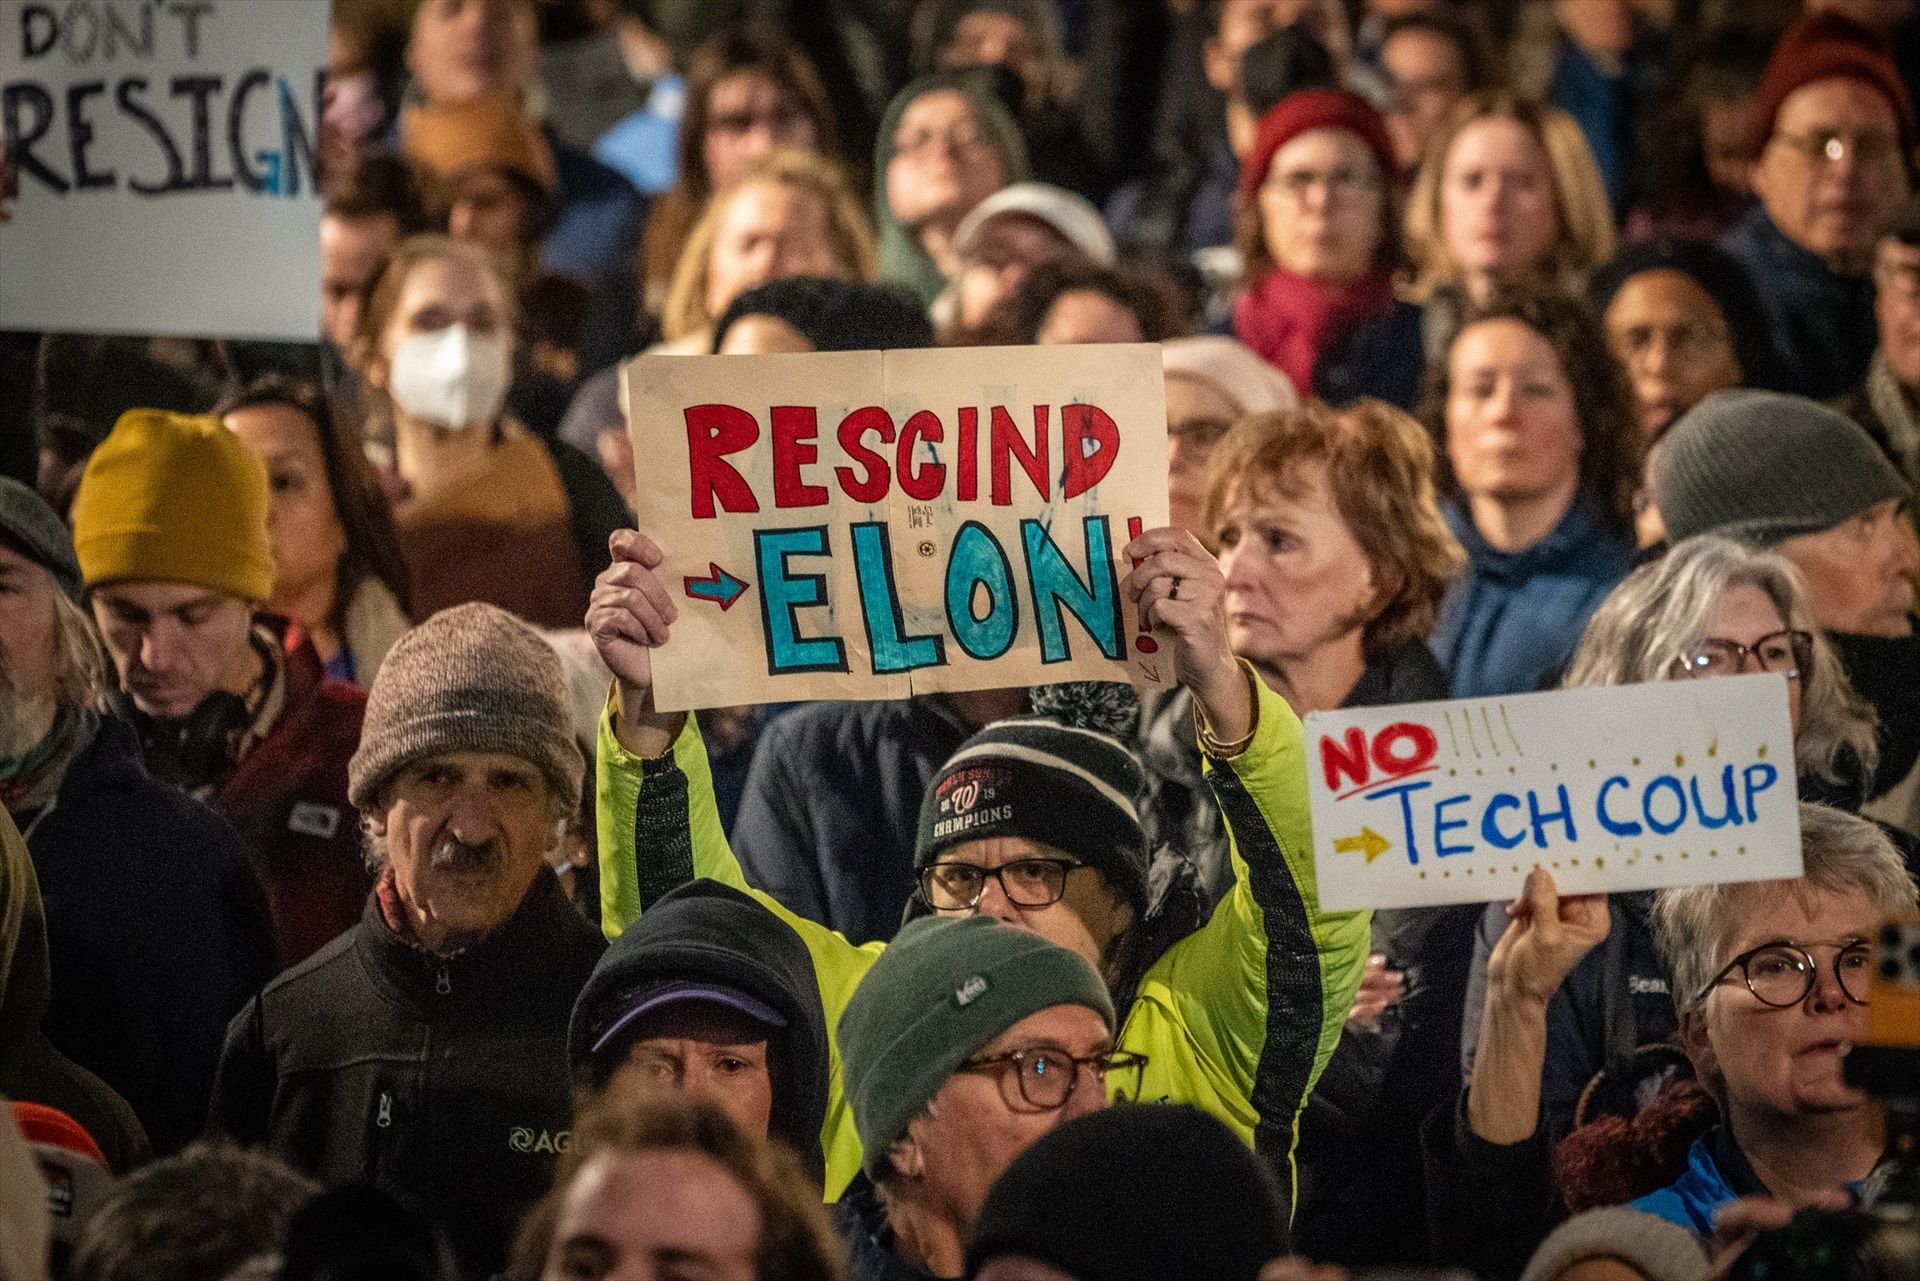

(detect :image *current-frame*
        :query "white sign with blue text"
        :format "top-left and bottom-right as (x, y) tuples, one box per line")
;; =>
(1306, 675), (1804, 911)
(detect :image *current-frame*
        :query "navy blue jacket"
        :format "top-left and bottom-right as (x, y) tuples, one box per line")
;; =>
(1319, 300), (1426, 412)
(1431, 499), (1635, 699)
(1721, 204), (1878, 400)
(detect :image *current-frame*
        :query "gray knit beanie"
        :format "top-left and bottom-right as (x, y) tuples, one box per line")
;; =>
(0, 477), (81, 601)
(347, 602), (585, 810)
(836, 915), (1114, 1179)
(1655, 389), (1910, 547)
(1518, 1208), (1709, 1281)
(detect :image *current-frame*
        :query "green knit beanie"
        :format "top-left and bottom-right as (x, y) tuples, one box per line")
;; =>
(836, 915), (1114, 1179)
(1654, 389), (1910, 547)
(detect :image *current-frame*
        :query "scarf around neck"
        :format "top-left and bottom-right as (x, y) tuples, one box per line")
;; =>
(1233, 264), (1396, 396)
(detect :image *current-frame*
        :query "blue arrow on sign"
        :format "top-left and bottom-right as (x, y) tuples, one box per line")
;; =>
(683, 563), (749, 611)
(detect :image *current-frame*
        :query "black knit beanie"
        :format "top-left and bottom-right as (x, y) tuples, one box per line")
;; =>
(710, 278), (935, 353)
(915, 715), (1149, 913)
(965, 1104), (1289, 1281)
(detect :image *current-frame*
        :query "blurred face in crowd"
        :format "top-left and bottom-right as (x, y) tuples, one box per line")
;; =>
(444, 167), (538, 267)
(1702, 96), (1760, 197)
(939, 11), (1044, 98)
(1602, 269), (1742, 436)
(1686, 883), (1878, 1128)
(1036, 290), (1142, 345)
(1441, 117), (1561, 289)
(321, 212), (401, 357)
(368, 254), (514, 403)
(703, 181), (849, 322)
(369, 750), (555, 952)
(223, 404), (349, 634)
(1381, 26), (1471, 174)
(1444, 318), (1584, 521)
(1553, 0), (1634, 56)
(888, 91), (1007, 235)
(0, 546), (62, 757)
(956, 214), (1079, 332)
(1752, 78), (1909, 273)
(406, 0), (536, 106)
(1683, 583), (1804, 731)
(925, 837), (1134, 974)
(1774, 499), (1918, 637)
(617, 1003), (775, 1140)
(1165, 375), (1238, 537)
(888, 1005), (1113, 1232)
(1258, 128), (1386, 282)
(1205, 0), (1303, 91)
(1213, 465), (1377, 676)
(543, 1149), (761, 1281)
(717, 314), (816, 355)
(90, 583), (258, 721)
(1874, 236), (1920, 386)
(703, 71), (819, 193)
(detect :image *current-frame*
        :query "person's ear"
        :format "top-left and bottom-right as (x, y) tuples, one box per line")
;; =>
(889, 1123), (927, 1182)
(1203, 36), (1234, 93)
(1678, 1006), (1719, 1086)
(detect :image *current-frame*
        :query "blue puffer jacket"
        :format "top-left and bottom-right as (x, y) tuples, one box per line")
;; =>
(1431, 499), (1635, 700)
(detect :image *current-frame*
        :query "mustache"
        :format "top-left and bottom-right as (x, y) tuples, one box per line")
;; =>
(430, 835), (504, 872)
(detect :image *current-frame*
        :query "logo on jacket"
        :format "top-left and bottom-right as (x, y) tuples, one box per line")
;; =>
(289, 802), (341, 839)
(510, 1127), (571, 1155)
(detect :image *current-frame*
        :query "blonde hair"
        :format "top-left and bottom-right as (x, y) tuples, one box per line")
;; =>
(659, 148), (878, 343)
(1200, 399), (1465, 656)
(1402, 90), (1615, 301)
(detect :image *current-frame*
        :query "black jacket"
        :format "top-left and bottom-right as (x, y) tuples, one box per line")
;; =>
(20, 715), (276, 1153)
(569, 880), (830, 1177)
(208, 871), (605, 1277)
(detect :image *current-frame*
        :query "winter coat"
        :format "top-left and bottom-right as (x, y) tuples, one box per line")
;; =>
(208, 871), (605, 1278)
(1629, 1127), (1775, 1240)
(568, 880), (831, 1176)
(1317, 298), (1426, 412)
(731, 697), (974, 944)
(1432, 499), (1635, 699)
(19, 714), (276, 1153)
(1722, 204), (1877, 400)
(0, 809), (149, 1173)
(595, 676), (1372, 1207)
(836, 1173), (943, 1281)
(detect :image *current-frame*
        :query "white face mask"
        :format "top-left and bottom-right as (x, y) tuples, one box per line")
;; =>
(387, 325), (511, 430)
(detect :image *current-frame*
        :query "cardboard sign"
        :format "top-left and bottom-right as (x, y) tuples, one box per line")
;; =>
(0, 0), (327, 339)
(624, 344), (1172, 710)
(1306, 675), (1804, 911)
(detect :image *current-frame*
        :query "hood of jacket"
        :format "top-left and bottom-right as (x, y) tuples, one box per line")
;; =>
(0, 807), (50, 1066)
(568, 880), (830, 1175)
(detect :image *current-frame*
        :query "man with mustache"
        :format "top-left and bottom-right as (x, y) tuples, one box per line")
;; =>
(208, 602), (606, 1278)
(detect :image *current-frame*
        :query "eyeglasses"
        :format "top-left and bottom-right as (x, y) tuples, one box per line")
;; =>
(919, 858), (1087, 911)
(957, 1047), (1149, 1109)
(709, 106), (811, 138)
(1694, 938), (1874, 1008)
(1261, 166), (1382, 204)
(1676, 629), (1813, 680)
(893, 125), (987, 159)
(1769, 129), (1904, 168)
(1610, 320), (1731, 360)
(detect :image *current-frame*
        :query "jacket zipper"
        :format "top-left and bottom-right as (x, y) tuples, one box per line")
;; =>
(376, 1092), (392, 1129)
(435, 963), (450, 996)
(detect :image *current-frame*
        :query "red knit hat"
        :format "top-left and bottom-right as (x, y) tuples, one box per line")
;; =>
(1754, 11), (1916, 159)
(1238, 88), (1396, 211)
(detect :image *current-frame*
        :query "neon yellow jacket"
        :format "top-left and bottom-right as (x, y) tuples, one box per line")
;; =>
(595, 678), (1370, 1205)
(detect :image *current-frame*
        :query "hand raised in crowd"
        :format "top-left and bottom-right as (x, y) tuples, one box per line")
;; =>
(1347, 954), (1408, 1033)
(1486, 868), (1612, 1009)
(586, 529), (685, 755)
(1125, 524), (1254, 745)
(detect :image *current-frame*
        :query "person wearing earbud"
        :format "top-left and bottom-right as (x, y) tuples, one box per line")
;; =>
(69, 410), (371, 972)
(209, 602), (607, 1281)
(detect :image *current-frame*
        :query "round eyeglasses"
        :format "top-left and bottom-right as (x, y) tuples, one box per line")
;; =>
(918, 858), (1087, 912)
(956, 1047), (1149, 1110)
(1676, 630), (1813, 680)
(1694, 939), (1874, 1008)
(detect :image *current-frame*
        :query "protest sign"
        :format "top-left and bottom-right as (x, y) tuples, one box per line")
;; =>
(1306, 674), (1803, 911)
(623, 343), (1172, 710)
(0, 0), (327, 339)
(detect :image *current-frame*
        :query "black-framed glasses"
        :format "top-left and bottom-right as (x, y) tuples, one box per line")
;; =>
(918, 858), (1087, 911)
(1677, 629), (1813, 680)
(1694, 938), (1874, 1008)
(956, 1048), (1149, 1109)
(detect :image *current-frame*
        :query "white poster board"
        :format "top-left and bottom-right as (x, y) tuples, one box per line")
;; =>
(0, 0), (328, 339)
(623, 344), (1173, 711)
(1306, 675), (1804, 911)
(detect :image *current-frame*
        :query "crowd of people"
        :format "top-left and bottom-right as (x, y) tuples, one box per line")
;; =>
(5, 0), (1920, 1279)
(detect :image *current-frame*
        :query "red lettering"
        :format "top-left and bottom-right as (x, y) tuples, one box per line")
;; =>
(770, 406), (828, 507)
(1320, 727), (1371, 792)
(899, 410), (947, 501)
(1372, 722), (1439, 776)
(835, 406), (894, 504)
(1061, 403), (1119, 500)
(990, 405), (1048, 506)
(685, 404), (760, 519)
(958, 406), (978, 501)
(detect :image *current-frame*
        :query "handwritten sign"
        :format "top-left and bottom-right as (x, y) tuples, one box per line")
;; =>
(1, 0), (327, 339)
(1306, 675), (1804, 910)
(624, 344), (1171, 710)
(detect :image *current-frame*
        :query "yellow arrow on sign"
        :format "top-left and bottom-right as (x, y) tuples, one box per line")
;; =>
(1334, 827), (1392, 863)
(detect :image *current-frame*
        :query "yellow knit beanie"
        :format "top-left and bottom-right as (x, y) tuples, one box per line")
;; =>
(71, 410), (275, 603)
